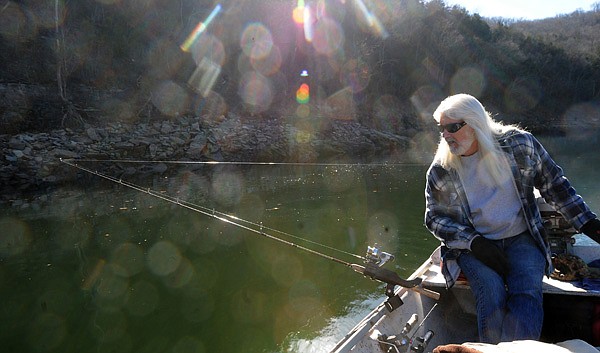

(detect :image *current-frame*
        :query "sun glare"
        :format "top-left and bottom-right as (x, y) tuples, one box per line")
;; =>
(303, 5), (314, 42)
(293, 0), (306, 24)
(172, 0), (391, 121)
(180, 4), (222, 52)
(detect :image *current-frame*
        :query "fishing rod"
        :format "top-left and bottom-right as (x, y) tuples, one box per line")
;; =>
(60, 158), (439, 301)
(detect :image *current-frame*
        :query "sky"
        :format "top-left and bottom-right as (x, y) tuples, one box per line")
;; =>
(441, 0), (598, 20)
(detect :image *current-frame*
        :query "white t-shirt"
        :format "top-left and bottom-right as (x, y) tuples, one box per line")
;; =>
(458, 152), (528, 240)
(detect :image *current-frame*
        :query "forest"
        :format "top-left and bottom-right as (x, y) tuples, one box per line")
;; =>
(1, 0), (600, 135)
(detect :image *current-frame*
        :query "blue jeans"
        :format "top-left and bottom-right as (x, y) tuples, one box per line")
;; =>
(457, 231), (546, 343)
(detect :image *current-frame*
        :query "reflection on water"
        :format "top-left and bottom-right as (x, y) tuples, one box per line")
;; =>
(2, 133), (599, 353)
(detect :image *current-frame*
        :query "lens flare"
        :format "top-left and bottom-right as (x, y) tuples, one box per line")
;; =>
(303, 4), (314, 42)
(152, 80), (190, 117)
(312, 18), (344, 56)
(325, 87), (356, 120)
(240, 23), (274, 60)
(293, 0), (305, 24)
(250, 45), (282, 76)
(180, 4), (222, 52)
(342, 59), (370, 93)
(0, 3), (34, 43)
(296, 83), (310, 104)
(190, 33), (226, 67)
(296, 104), (311, 118)
(95, 264), (129, 300)
(147, 240), (182, 276)
(353, 0), (389, 38)
(110, 242), (144, 277)
(188, 57), (222, 97)
(504, 78), (542, 113)
(238, 71), (274, 113)
(450, 66), (486, 97)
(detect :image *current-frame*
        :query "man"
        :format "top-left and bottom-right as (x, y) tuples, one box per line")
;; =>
(424, 93), (600, 343)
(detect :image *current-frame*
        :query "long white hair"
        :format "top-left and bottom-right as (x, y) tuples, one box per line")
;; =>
(432, 94), (522, 185)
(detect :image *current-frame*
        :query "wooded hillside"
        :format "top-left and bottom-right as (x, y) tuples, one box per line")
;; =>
(508, 4), (600, 61)
(1, 0), (599, 135)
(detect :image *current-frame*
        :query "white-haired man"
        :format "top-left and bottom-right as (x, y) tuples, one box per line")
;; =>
(424, 93), (600, 343)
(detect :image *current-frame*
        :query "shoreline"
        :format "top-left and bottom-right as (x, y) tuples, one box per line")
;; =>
(1, 115), (414, 206)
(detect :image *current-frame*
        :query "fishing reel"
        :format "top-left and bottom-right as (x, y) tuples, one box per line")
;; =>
(366, 244), (395, 267)
(364, 244), (407, 312)
(372, 314), (435, 353)
(354, 245), (436, 311)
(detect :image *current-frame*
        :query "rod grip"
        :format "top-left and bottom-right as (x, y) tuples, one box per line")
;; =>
(351, 264), (440, 300)
(408, 285), (440, 301)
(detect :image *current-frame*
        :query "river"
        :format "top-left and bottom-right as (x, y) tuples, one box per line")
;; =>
(1, 132), (599, 353)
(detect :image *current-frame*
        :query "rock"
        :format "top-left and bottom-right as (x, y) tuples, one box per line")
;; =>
(160, 122), (173, 134)
(53, 149), (79, 159)
(191, 133), (207, 146)
(149, 144), (158, 156)
(170, 136), (185, 146)
(86, 127), (101, 141)
(9, 137), (28, 149)
(152, 163), (168, 173)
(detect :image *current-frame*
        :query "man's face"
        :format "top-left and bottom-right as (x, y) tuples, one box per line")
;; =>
(439, 116), (478, 156)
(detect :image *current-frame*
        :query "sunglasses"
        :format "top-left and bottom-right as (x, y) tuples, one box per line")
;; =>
(437, 121), (467, 133)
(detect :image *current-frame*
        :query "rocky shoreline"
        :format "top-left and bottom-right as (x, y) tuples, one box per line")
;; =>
(1, 114), (414, 205)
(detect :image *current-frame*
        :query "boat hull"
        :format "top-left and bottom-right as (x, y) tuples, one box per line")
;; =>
(331, 237), (600, 353)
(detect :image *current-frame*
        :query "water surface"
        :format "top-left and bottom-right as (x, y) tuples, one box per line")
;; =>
(2, 133), (599, 353)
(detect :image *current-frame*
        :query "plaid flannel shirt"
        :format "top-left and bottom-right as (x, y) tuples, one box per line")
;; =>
(425, 130), (596, 288)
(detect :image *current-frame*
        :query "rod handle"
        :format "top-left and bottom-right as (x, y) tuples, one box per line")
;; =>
(409, 285), (440, 301)
(350, 264), (440, 300)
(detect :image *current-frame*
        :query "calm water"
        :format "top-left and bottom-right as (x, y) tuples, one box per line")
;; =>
(2, 133), (600, 353)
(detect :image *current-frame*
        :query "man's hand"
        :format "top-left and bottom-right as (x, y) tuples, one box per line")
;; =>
(580, 219), (600, 244)
(470, 236), (509, 277)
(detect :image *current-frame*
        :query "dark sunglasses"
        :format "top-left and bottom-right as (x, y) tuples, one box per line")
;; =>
(437, 121), (467, 133)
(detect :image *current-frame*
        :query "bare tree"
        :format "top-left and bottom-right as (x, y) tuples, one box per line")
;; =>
(54, 0), (84, 126)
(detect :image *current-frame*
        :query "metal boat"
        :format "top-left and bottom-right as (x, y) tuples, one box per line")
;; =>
(330, 203), (600, 353)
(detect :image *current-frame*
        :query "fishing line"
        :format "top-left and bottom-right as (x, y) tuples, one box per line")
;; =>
(61, 158), (366, 265)
(409, 303), (438, 341)
(63, 158), (425, 167)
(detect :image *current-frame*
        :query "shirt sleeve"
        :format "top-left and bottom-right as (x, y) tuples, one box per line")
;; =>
(528, 134), (597, 229)
(424, 164), (479, 250)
